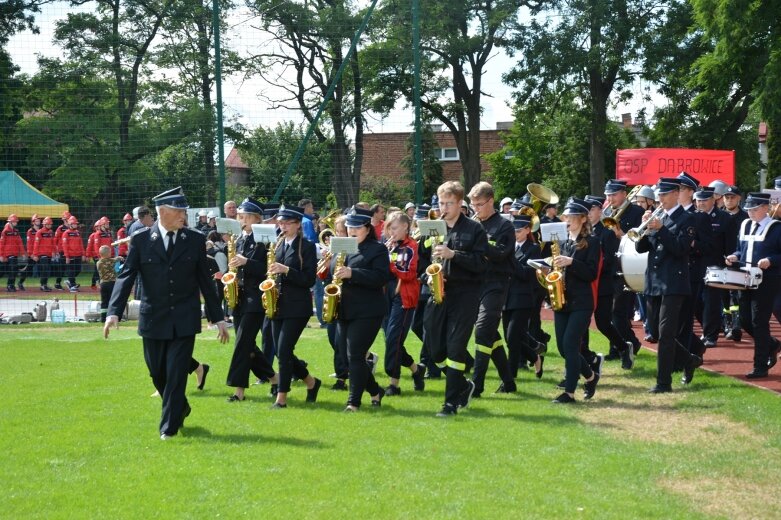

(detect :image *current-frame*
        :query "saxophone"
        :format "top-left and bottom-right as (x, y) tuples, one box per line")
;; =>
(221, 234), (239, 310)
(322, 251), (345, 323)
(426, 233), (445, 304)
(544, 237), (566, 311)
(260, 240), (280, 318)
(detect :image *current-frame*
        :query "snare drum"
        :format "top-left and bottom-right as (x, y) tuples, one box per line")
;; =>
(703, 266), (763, 290)
(616, 236), (647, 292)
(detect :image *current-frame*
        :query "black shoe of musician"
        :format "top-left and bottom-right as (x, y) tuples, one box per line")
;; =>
(331, 379), (347, 391)
(648, 385), (673, 394)
(621, 342), (635, 370)
(495, 381), (517, 394)
(457, 380), (476, 410)
(412, 364), (426, 391)
(269, 384), (278, 398)
(644, 335), (658, 344)
(384, 385), (401, 397)
(682, 365), (695, 385)
(6, 286), (15, 293)
(306, 378), (322, 403)
(535, 356), (545, 379)
(768, 339), (781, 369)
(436, 403), (458, 417)
(746, 369), (768, 379)
(17, 282), (25, 291)
(725, 330), (742, 342)
(604, 350), (621, 362)
(556, 379), (566, 389)
(584, 373), (600, 400)
(54, 283), (63, 290)
(552, 392), (575, 404)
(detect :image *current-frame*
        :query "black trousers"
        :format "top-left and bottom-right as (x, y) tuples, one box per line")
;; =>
(99, 281), (114, 323)
(327, 321), (348, 379)
(412, 285), (440, 377)
(472, 281), (513, 392)
(37, 256), (51, 286)
(66, 258), (81, 285)
(18, 258), (35, 283)
(226, 309), (275, 389)
(261, 316), (276, 366)
(701, 285), (726, 342)
(646, 294), (686, 387)
(584, 293), (627, 352)
(272, 316), (310, 393)
(612, 283), (640, 348)
(554, 309), (594, 394)
(739, 274), (781, 371)
(4, 256), (18, 286)
(502, 307), (536, 378)
(676, 280), (706, 362)
(384, 295), (415, 378)
(143, 335), (195, 436)
(339, 316), (384, 407)
(424, 287), (481, 406)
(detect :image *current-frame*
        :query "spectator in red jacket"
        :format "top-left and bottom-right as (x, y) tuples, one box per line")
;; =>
(86, 217), (114, 289)
(0, 214), (26, 292)
(33, 216), (57, 291)
(17, 214), (43, 291)
(116, 212), (133, 258)
(61, 215), (86, 292)
(53, 210), (72, 290)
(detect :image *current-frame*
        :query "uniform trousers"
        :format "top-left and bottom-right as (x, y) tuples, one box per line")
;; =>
(38, 256), (51, 286)
(412, 285), (441, 377)
(226, 309), (275, 388)
(424, 287), (481, 405)
(272, 316), (311, 393)
(472, 281), (513, 392)
(583, 294), (627, 352)
(4, 256), (18, 287)
(65, 258), (81, 285)
(646, 295), (686, 387)
(738, 274), (781, 371)
(612, 283), (640, 349)
(327, 321), (348, 380)
(700, 285), (726, 342)
(502, 307), (536, 378)
(18, 258), (36, 284)
(676, 280), (706, 364)
(384, 294), (416, 378)
(339, 316), (384, 407)
(261, 316), (276, 365)
(143, 335), (195, 436)
(554, 309), (594, 394)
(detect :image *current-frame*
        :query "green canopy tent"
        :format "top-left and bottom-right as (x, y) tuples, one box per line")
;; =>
(0, 171), (69, 219)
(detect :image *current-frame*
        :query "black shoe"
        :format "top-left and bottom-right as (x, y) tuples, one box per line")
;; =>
(54, 283), (63, 290)
(371, 392), (383, 407)
(703, 339), (717, 348)
(196, 364), (210, 390)
(768, 339), (781, 369)
(306, 378), (322, 403)
(253, 377), (269, 385)
(552, 392), (575, 404)
(644, 335), (658, 344)
(457, 379), (476, 410)
(181, 402), (191, 424)
(584, 373), (600, 400)
(270, 402), (287, 409)
(40, 285), (52, 292)
(556, 379), (566, 389)
(331, 379), (347, 391)
(604, 351), (621, 361)
(682, 365), (694, 385)
(384, 385), (401, 397)
(269, 384), (278, 398)
(495, 381), (517, 394)
(535, 356), (545, 379)
(648, 385), (673, 394)
(436, 403), (458, 417)
(227, 394), (245, 402)
(590, 353), (603, 377)
(17, 283), (25, 291)
(620, 341), (635, 370)
(6, 286), (15, 293)
(746, 369), (768, 379)
(412, 364), (426, 391)
(726, 330), (742, 342)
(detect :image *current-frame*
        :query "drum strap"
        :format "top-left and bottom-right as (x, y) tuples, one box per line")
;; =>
(740, 219), (777, 265)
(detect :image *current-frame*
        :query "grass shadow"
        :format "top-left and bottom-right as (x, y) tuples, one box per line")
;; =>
(182, 426), (331, 448)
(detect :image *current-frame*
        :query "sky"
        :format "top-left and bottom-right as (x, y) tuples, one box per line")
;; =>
(8, 2), (661, 135)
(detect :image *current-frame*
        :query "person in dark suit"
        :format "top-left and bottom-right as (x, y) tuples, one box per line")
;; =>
(636, 178), (696, 393)
(225, 198), (278, 402)
(550, 198), (601, 403)
(502, 215), (544, 381)
(269, 205), (322, 408)
(333, 207), (391, 411)
(726, 192), (781, 378)
(722, 185), (749, 341)
(104, 187), (229, 440)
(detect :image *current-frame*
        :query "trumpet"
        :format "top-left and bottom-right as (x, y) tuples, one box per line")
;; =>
(627, 206), (666, 242)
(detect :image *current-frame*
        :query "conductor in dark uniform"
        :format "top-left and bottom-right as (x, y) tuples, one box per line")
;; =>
(636, 178), (695, 393)
(104, 187), (229, 440)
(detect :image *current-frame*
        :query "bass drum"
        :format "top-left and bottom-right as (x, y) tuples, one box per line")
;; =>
(616, 236), (647, 293)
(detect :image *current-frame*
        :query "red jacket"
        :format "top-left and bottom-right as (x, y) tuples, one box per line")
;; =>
(26, 226), (39, 256)
(33, 227), (57, 257)
(54, 224), (68, 255)
(116, 226), (129, 257)
(389, 236), (420, 309)
(0, 224), (25, 258)
(86, 230), (113, 258)
(61, 228), (84, 258)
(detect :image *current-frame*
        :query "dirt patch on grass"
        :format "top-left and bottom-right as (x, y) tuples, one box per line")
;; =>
(659, 476), (781, 519)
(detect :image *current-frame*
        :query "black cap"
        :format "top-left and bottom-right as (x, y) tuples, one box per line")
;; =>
(345, 206), (373, 227)
(693, 187), (715, 200)
(584, 195), (606, 208)
(152, 187), (189, 209)
(657, 177), (682, 194)
(414, 204), (430, 220)
(563, 197), (590, 216)
(744, 192), (771, 209)
(676, 171), (700, 190)
(276, 204), (305, 221)
(237, 197), (264, 215)
(512, 215), (532, 229)
(724, 185), (742, 197)
(604, 179), (628, 194)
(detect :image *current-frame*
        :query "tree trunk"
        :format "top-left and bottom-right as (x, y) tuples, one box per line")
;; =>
(350, 51), (363, 208)
(196, 10), (215, 206)
(768, 119), (780, 182)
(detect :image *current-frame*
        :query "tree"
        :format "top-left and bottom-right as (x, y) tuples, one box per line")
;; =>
(505, 0), (671, 194)
(399, 122), (443, 200)
(363, 0), (524, 191)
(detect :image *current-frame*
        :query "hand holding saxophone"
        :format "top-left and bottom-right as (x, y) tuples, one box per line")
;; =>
(268, 262), (290, 275)
(433, 244), (455, 260)
(229, 254), (248, 268)
(553, 255), (573, 268)
(333, 266), (352, 279)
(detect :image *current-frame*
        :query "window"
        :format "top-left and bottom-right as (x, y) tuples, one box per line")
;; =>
(434, 147), (459, 161)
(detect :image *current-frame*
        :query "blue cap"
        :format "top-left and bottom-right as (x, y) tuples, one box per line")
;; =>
(676, 171), (700, 190)
(693, 187), (715, 200)
(152, 187), (189, 209)
(744, 192), (771, 209)
(262, 203), (280, 219)
(512, 215), (532, 229)
(584, 195), (606, 208)
(724, 185), (742, 197)
(657, 177), (682, 194)
(277, 204), (305, 221)
(345, 206), (373, 227)
(604, 179), (628, 195)
(563, 197), (590, 216)
(414, 204), (430, 220)
(237, 197), (264, 215)
(511, 197), (532, 211)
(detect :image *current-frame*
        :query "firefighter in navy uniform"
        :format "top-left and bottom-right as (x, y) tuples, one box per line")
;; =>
(421, 181), (488, 417)
(693, 186), (732, 347)
(0, 214), (25, 292)
(726, 192), (781, 379)
(225, 198), (279, 402)
(636, 178), (697, 393)
(602, 180), (645, 361)
(722, 185), (749, 341)
(467, 181), (517, 397)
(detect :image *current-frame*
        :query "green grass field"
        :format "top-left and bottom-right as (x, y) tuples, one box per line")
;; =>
(2, 322), (780, 519)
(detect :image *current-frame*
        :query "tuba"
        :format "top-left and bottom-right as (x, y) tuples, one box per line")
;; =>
(260, 239), (280, 318)
(426, 233), (445, 305)
(322, 251), (345, 323)
(221, 233), (239, 310)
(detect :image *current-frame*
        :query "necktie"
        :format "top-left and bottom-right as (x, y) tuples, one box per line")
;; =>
(166, 231), (175, 259)
(750, 222), (759, 235)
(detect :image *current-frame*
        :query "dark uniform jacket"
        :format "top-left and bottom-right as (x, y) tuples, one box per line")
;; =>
(107, 224), (223, 339)
(725, 208), (748, 257)
(558, 235), (601, 312)
(592, 221), (619, 296)
(418, 213), (488, 292)
(636, 206), (695, 296)
(235, 232), (268, 314)
(273, 235), (316, 319)
(504, 240), (541, 310)
(733, 219), (781, 275)
(336, 238), (391, 320)
(615, 202), (645, 233)
(478, 212), (515, 283)
(686, 204), (714, 280)
(702, 207), (731, 267)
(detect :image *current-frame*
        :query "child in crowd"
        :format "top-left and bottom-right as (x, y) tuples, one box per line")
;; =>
(96, 245), (118, 322)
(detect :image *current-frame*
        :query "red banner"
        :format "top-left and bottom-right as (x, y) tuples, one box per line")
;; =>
(616, 148), (735, 186)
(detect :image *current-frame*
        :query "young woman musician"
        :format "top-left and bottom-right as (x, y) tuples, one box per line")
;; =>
(551, 198), (601, 403)
(383, 211), (425, 396)
(333, 207), (390, 411)
(269, 205), (322, 408)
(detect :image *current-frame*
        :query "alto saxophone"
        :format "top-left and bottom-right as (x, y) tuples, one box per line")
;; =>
(260, 240), (280, 318)
(221, 233), (239, 310)
(426, 234), (445, 304)
(544, 236), (566, 311)
(322, 251), (345, 323)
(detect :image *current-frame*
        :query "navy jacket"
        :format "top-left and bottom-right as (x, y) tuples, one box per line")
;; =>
(733, 219), (781, 276)
(557, 235), (600, 312)
(273, 235), (317, 319)
(636, 206), (695, 296)
(335, 238), (391, 320)
(504, 240), (541, 310)
(592, 221), (619, 296)
(235, 232), (268, 314)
